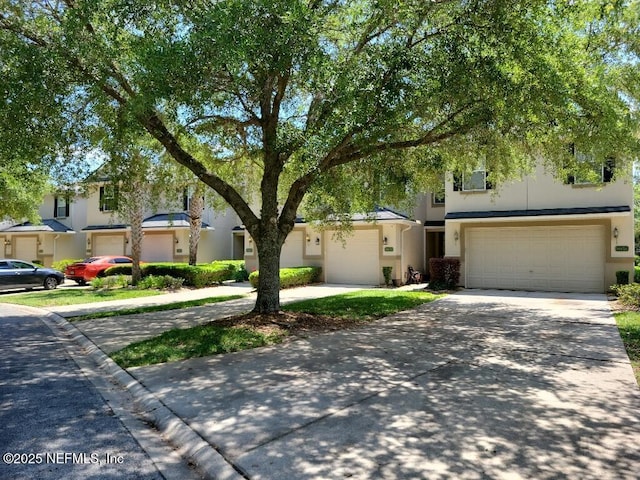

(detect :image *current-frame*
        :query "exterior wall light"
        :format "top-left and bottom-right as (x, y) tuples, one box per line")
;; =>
(315, 237), (320, 246)
(3, 239), (10, 246)
(454, 230), (459, 242)
(306, 234), (310, 243)
(383, 236), (388, 245)
(613, 227), (619, 238)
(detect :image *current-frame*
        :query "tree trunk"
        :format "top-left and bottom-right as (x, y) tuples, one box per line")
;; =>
(129, 200), (144, 285)
(253, 226), (284, 314)
(188, 183), (204, 266)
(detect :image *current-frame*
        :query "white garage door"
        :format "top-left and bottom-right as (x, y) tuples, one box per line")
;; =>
(14, 237), (38, 262)
(280, 231), (304, 268)
(466, 225), (605, 293)
(142, 234), (174, 262)
(326, 230), (380, 285)
(94, 235), (125, 256)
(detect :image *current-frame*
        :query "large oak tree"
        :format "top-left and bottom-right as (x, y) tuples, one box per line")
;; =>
(1, 0), (638, 312)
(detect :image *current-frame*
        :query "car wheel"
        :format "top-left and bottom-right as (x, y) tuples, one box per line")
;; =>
(77, 279), (87, 286)
(43, 276), (59, 290)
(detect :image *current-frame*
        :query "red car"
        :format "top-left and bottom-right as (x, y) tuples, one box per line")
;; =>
(65, 256), (133, 285)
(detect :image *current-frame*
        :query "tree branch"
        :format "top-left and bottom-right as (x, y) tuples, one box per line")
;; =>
(140, 112), (259, 230)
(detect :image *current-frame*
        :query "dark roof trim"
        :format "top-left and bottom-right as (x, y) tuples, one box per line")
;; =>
(82, 224), (129, 231)
(424, 220), (445, 227)
(141, 213), (210, 229)
(2, 219), (75, 233)
(445, 205), (631, 220)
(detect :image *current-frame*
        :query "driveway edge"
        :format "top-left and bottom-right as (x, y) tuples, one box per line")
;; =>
(35, 308), (245, 480)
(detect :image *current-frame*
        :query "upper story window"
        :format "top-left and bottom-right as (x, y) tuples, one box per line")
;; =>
(566, 146), (615, 185)
(432, 191), (445, 205)
(99, 184), (119, 212)
(54, 196), (70, 218)
(183, 188), (191, 211)
(453, 163), (493, 192)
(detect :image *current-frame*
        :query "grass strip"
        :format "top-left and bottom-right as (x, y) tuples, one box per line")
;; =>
(69, 295), (245, 322)
(614, 312), (640, 385)
(282, 289), (443, 319)
(112, 325), (284, 368)
(0, 288), (163, 307)
(111, 289), (443, 367)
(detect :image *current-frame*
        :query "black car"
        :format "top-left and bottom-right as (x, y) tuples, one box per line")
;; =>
(0, 259), (65, 291)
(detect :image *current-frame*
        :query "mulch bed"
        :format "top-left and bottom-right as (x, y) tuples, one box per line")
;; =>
(211, 311), (366, 338)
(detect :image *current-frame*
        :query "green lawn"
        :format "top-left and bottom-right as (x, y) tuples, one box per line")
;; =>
(69, 295), (245, 321)
(111, 289), (443, 368)
(614, 312), (640, 385)
(0, 288), (163, 307)
(282, 289), (443, 319)
(111, 325), (284, 368)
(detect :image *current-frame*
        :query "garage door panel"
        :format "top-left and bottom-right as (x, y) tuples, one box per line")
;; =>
(142, 234), (174, 262)
(326, 230), (379, 285)
(281, 231), (304, 268)
(466, 225), (604, 293)
(94, 235), (125, 256)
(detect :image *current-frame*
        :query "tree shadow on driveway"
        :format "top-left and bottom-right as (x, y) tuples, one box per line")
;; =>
(129, 291), (640, 480)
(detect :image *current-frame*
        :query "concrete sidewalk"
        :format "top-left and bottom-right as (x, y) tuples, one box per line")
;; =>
(57, 283), (377, 354)
(31, 288), (640, 479)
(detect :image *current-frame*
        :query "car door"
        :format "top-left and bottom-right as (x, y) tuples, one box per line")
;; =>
(10, 261), (40, 288)
(0, 261), (13, 290)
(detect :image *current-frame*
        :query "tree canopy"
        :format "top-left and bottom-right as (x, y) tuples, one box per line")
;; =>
(1, 0), (638, 311)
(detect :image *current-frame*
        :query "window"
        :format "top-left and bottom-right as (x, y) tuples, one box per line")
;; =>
(453, 167), (493, 192)
(54, 196), (70, 218)
(99, 185), (119, 212)
(566, 146), (615, 184)
(183, 188), (190, 211)
(432, 191), (445, 205)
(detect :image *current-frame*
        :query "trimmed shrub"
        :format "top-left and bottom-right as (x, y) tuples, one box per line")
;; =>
(91, 275), (131, 290)
(138, 275), (184, 290)
(616, 270), (630, 285)
(249, 266), (322, 289)
(105, 262), (236, 287)
(52, 258), (84, 272)
(614, 283), (640, 308)
(634, 266), (640, 283)
(211, 260), (249, 282)
(382, 266), (393, 286)
(428, 258), (460, 290)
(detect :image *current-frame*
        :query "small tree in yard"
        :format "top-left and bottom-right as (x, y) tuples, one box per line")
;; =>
(1, 1), (638, 313)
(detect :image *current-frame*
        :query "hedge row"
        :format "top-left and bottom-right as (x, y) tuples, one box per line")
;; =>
(248, 266), (322, 289)
(105, 262), (239, 287)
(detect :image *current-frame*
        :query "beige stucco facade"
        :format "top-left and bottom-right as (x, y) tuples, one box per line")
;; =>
(443, 163), (634, 291)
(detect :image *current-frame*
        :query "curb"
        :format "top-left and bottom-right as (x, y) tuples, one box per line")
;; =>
(37, 308), (246, 480)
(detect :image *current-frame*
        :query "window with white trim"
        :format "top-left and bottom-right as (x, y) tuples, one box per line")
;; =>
(99, 184), (119, 212)
(54, 196), (70, 218)
(453, 162), (493, 192)
(566, 146), (615, 185)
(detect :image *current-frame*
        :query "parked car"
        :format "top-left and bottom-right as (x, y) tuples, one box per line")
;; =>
(0, 259), (65, 291)
(65, 256), (134, 285)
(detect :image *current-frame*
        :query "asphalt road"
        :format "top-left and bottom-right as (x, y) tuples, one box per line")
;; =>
(0, 304), (196, 480)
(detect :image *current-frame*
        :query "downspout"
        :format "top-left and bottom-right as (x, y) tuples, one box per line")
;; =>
(53, 235), (60, 266)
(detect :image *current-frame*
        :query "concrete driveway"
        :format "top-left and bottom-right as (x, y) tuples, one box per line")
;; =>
(128, 290), (640, 480)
